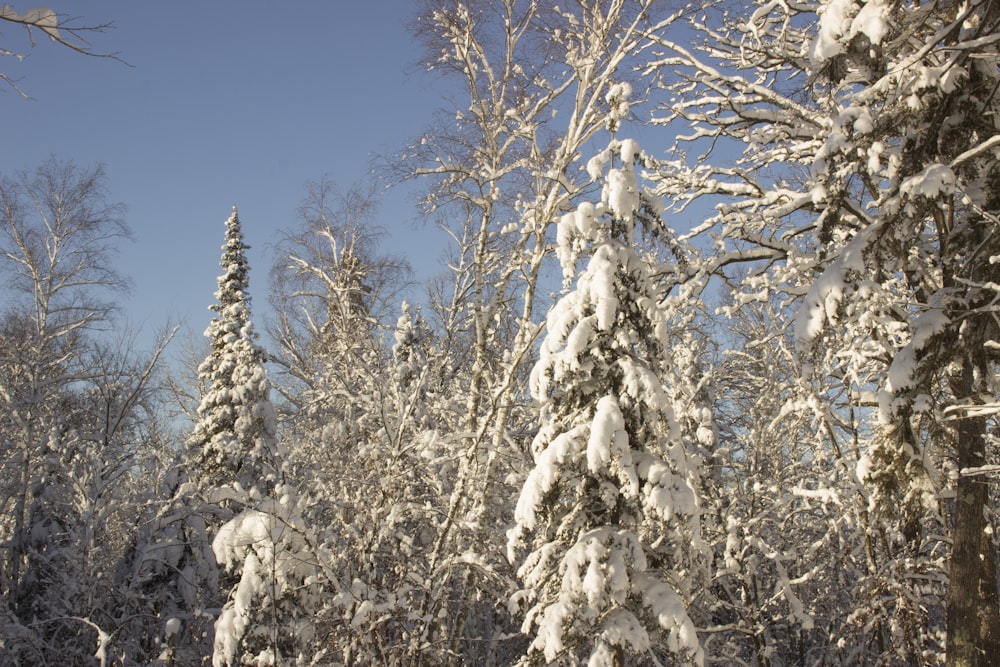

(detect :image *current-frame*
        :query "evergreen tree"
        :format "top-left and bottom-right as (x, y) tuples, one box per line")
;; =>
(401, 4), (689, 661)
(137, 207), (288, 665)
(180, 208), (325, 667)
(211, 486), (327, 667)
(508, 137), (704, 666)
(189, 206), (280, 492)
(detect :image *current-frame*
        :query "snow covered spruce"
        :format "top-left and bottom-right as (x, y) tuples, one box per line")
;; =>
(189, 207), (282, 492)
(164, 208), (323, 667)
(507, 137), (705, 666)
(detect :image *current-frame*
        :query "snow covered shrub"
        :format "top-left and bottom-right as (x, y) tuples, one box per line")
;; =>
(212, 488), (325, 667)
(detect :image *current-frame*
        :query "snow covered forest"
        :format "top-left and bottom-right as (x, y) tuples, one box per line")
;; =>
(3, 0), (1000, 665)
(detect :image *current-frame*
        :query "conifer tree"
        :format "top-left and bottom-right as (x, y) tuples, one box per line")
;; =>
(189, 206), (279, 492)
(508, 136), (704, 666)
(180, 208), (325, 667)
(138, 207), (286, 665)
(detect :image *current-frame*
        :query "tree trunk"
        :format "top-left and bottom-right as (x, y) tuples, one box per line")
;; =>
(946, 355), (1000, 667)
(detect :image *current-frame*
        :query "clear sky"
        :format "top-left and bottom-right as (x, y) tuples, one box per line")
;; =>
(1, 1), (445, 346)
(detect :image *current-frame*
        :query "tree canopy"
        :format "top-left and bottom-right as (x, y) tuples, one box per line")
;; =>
(2, 1), (999, 665)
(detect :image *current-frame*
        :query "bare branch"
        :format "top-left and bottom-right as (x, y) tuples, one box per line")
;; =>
(0, 6), (124, 97)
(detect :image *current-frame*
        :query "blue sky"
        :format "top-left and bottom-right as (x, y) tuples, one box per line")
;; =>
(2, 2), (445, 345)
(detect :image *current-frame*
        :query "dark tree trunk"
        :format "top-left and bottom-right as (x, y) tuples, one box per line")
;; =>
(946, 354), (1000, 667)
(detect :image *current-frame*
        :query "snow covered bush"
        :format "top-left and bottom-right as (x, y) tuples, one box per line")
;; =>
(212, 488), (326, 667)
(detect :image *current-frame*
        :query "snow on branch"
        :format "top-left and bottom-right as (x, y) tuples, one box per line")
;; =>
(0, 5), (122, 96)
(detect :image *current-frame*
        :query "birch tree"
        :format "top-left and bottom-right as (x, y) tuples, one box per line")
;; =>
(267, 181), (454, 665)
(708, 296), (869, 665)
(0, 158), (178, 664)
(0, 159), (128, 658)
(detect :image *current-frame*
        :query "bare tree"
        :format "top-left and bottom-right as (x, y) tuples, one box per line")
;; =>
(0, 158), (130, 606)
(0, 158), (175, 664)
(268, 178), (410, 410)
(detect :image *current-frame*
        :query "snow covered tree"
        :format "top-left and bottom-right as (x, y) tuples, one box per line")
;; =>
(707, 296), (868, 664)
(129, 467), (220, 666)
(265, 181), (412, 662)
(508, 137), (705, 666)
(0, 158), (136, 664)
(17, 332), (174, 666)
(186, 207), (333, 667)
(268, 179), (409, 488)
(267, 180), (461, 664)
(801, 3), (1000, 662)
(268, 179), (408, 408)
(189, 206), (280, 493)
(134, 207), (289, 666)
(211, 485), (332, 667)
(399, 3), (692, 660)
(647, 0), (1000, 662)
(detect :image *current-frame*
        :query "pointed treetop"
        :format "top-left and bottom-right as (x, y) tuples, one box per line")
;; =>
(215, 206), (251, 319)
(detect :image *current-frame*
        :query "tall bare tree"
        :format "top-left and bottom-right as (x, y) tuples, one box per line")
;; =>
(0, 157), (128, 605)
